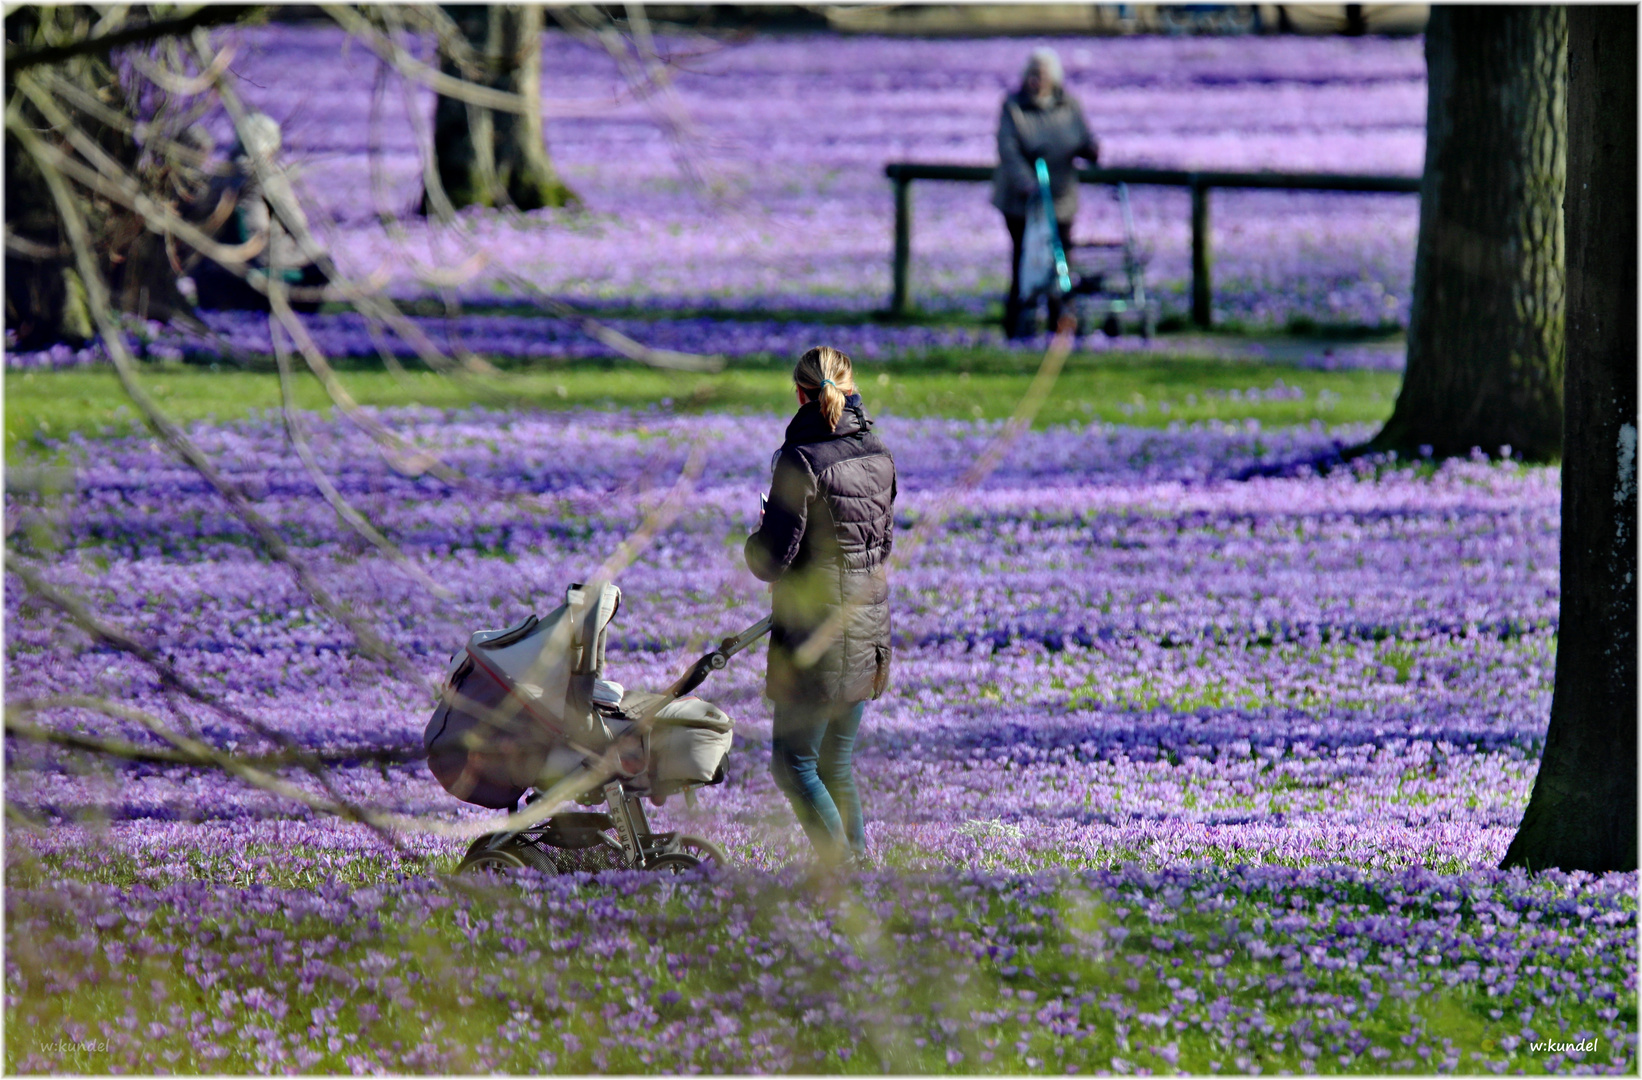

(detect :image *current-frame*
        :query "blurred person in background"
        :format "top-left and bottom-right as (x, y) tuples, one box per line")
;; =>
(745, 346), (897, 871)
(189, 113), (330, 313)
(992, 47), (1099, 338)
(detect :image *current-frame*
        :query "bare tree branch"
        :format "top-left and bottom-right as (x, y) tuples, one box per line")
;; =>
(4, 557), (441, 869)
(327, 3), (649, 120)
(548, 3), (714, 200)
(8, 405), (720, 845)
(355, 10), (724, 373)
(266, 253), (454, 598)
(6, 714), (200, 766)
(518, 287), (727, 372)
(5, 6), (747, 854)
(9, 432), (713, 844)
(4, 4), (265, 71)
(199, 37), (726, 381)
(365, 56), (405, 234)
(13, 78), (267, 265)
(5, 559), (409, 768)
(5, 707), (422, 769)
(319, 4), (537, 116)
(8, 693), (424, 831)
(126, 37), (238, 97)
(7, 113), (433, 697)
(386, 4), (460, 225)
(3, 231), (68, 259)
(397, 4), (488, 79)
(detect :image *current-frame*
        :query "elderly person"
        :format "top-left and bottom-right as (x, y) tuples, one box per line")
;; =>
(992, 47), (1099, 338)
(190, 113), (330, 313)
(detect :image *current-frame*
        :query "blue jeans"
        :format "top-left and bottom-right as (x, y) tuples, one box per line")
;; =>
(770, 700), (866, 861)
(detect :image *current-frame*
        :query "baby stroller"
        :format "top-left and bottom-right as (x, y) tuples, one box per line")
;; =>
(424, 582), (769, 875)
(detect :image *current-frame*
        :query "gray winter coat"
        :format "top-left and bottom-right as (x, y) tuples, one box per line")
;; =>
(745, 396), (896, 705)
(991, 89), (1099, 220)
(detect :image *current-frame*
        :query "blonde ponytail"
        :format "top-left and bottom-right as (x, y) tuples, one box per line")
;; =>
(794, 345), (857, 429)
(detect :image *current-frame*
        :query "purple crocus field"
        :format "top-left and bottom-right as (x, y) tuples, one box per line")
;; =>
(6, 405), (1636, 1073)
(266, 26), (1421, 323)
(6, 27), (1425, 372)
(211, 24), (1422, 321)
(6, 308), (1408, 371)
(4, 19), (1635, 1078)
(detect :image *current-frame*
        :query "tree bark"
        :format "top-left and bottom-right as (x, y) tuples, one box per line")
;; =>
(4, 132), (91, 349)
(3, 6), (200, 345)
(1501, 6), (1637, 874)
(424, 5), (575, 214)
(1372, 7), (1566, 462)
(5, 7), (90, 347)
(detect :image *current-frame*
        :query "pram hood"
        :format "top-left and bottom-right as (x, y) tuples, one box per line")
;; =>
(460, 581), (620, 738)
(424, 582), (624, 808)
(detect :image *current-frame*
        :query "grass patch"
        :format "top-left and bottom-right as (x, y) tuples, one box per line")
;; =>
(5, 353), (1398, 458)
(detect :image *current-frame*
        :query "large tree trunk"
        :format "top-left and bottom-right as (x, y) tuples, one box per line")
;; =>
(3, 133), (92, 349)
(5, 7), (95, 347)
(3, 6), (196, 346)
(424, 5), (575, 214)
(1501, 7), (1637, 874)
(1372, 7), (1566, 462)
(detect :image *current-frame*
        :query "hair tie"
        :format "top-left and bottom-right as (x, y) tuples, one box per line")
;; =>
(819, 379), (835, 391)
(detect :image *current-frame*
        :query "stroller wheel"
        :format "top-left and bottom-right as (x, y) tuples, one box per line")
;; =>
(456, 836), (555, 875)
(459, 849), (529, 874)
(671, 834), (728, 867)
(645, 852), (702, 874)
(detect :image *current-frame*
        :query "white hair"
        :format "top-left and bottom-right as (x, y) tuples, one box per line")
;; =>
(1024, 47), (1064, 89)
(234, 113), (282, 161)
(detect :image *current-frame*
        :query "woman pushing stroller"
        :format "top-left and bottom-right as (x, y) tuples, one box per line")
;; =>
(745, 347), (897, 869)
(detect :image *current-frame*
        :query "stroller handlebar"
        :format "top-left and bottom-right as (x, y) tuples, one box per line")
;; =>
(719, 614), (774, 659)
(666, 615), (774, 699)
(670, 654), (718, 698)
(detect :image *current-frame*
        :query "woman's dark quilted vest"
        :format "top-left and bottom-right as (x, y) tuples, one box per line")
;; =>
(745, 397), (897, 704)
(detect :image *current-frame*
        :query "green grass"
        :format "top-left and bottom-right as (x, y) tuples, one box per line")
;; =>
(4, 351), (1399, 458)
